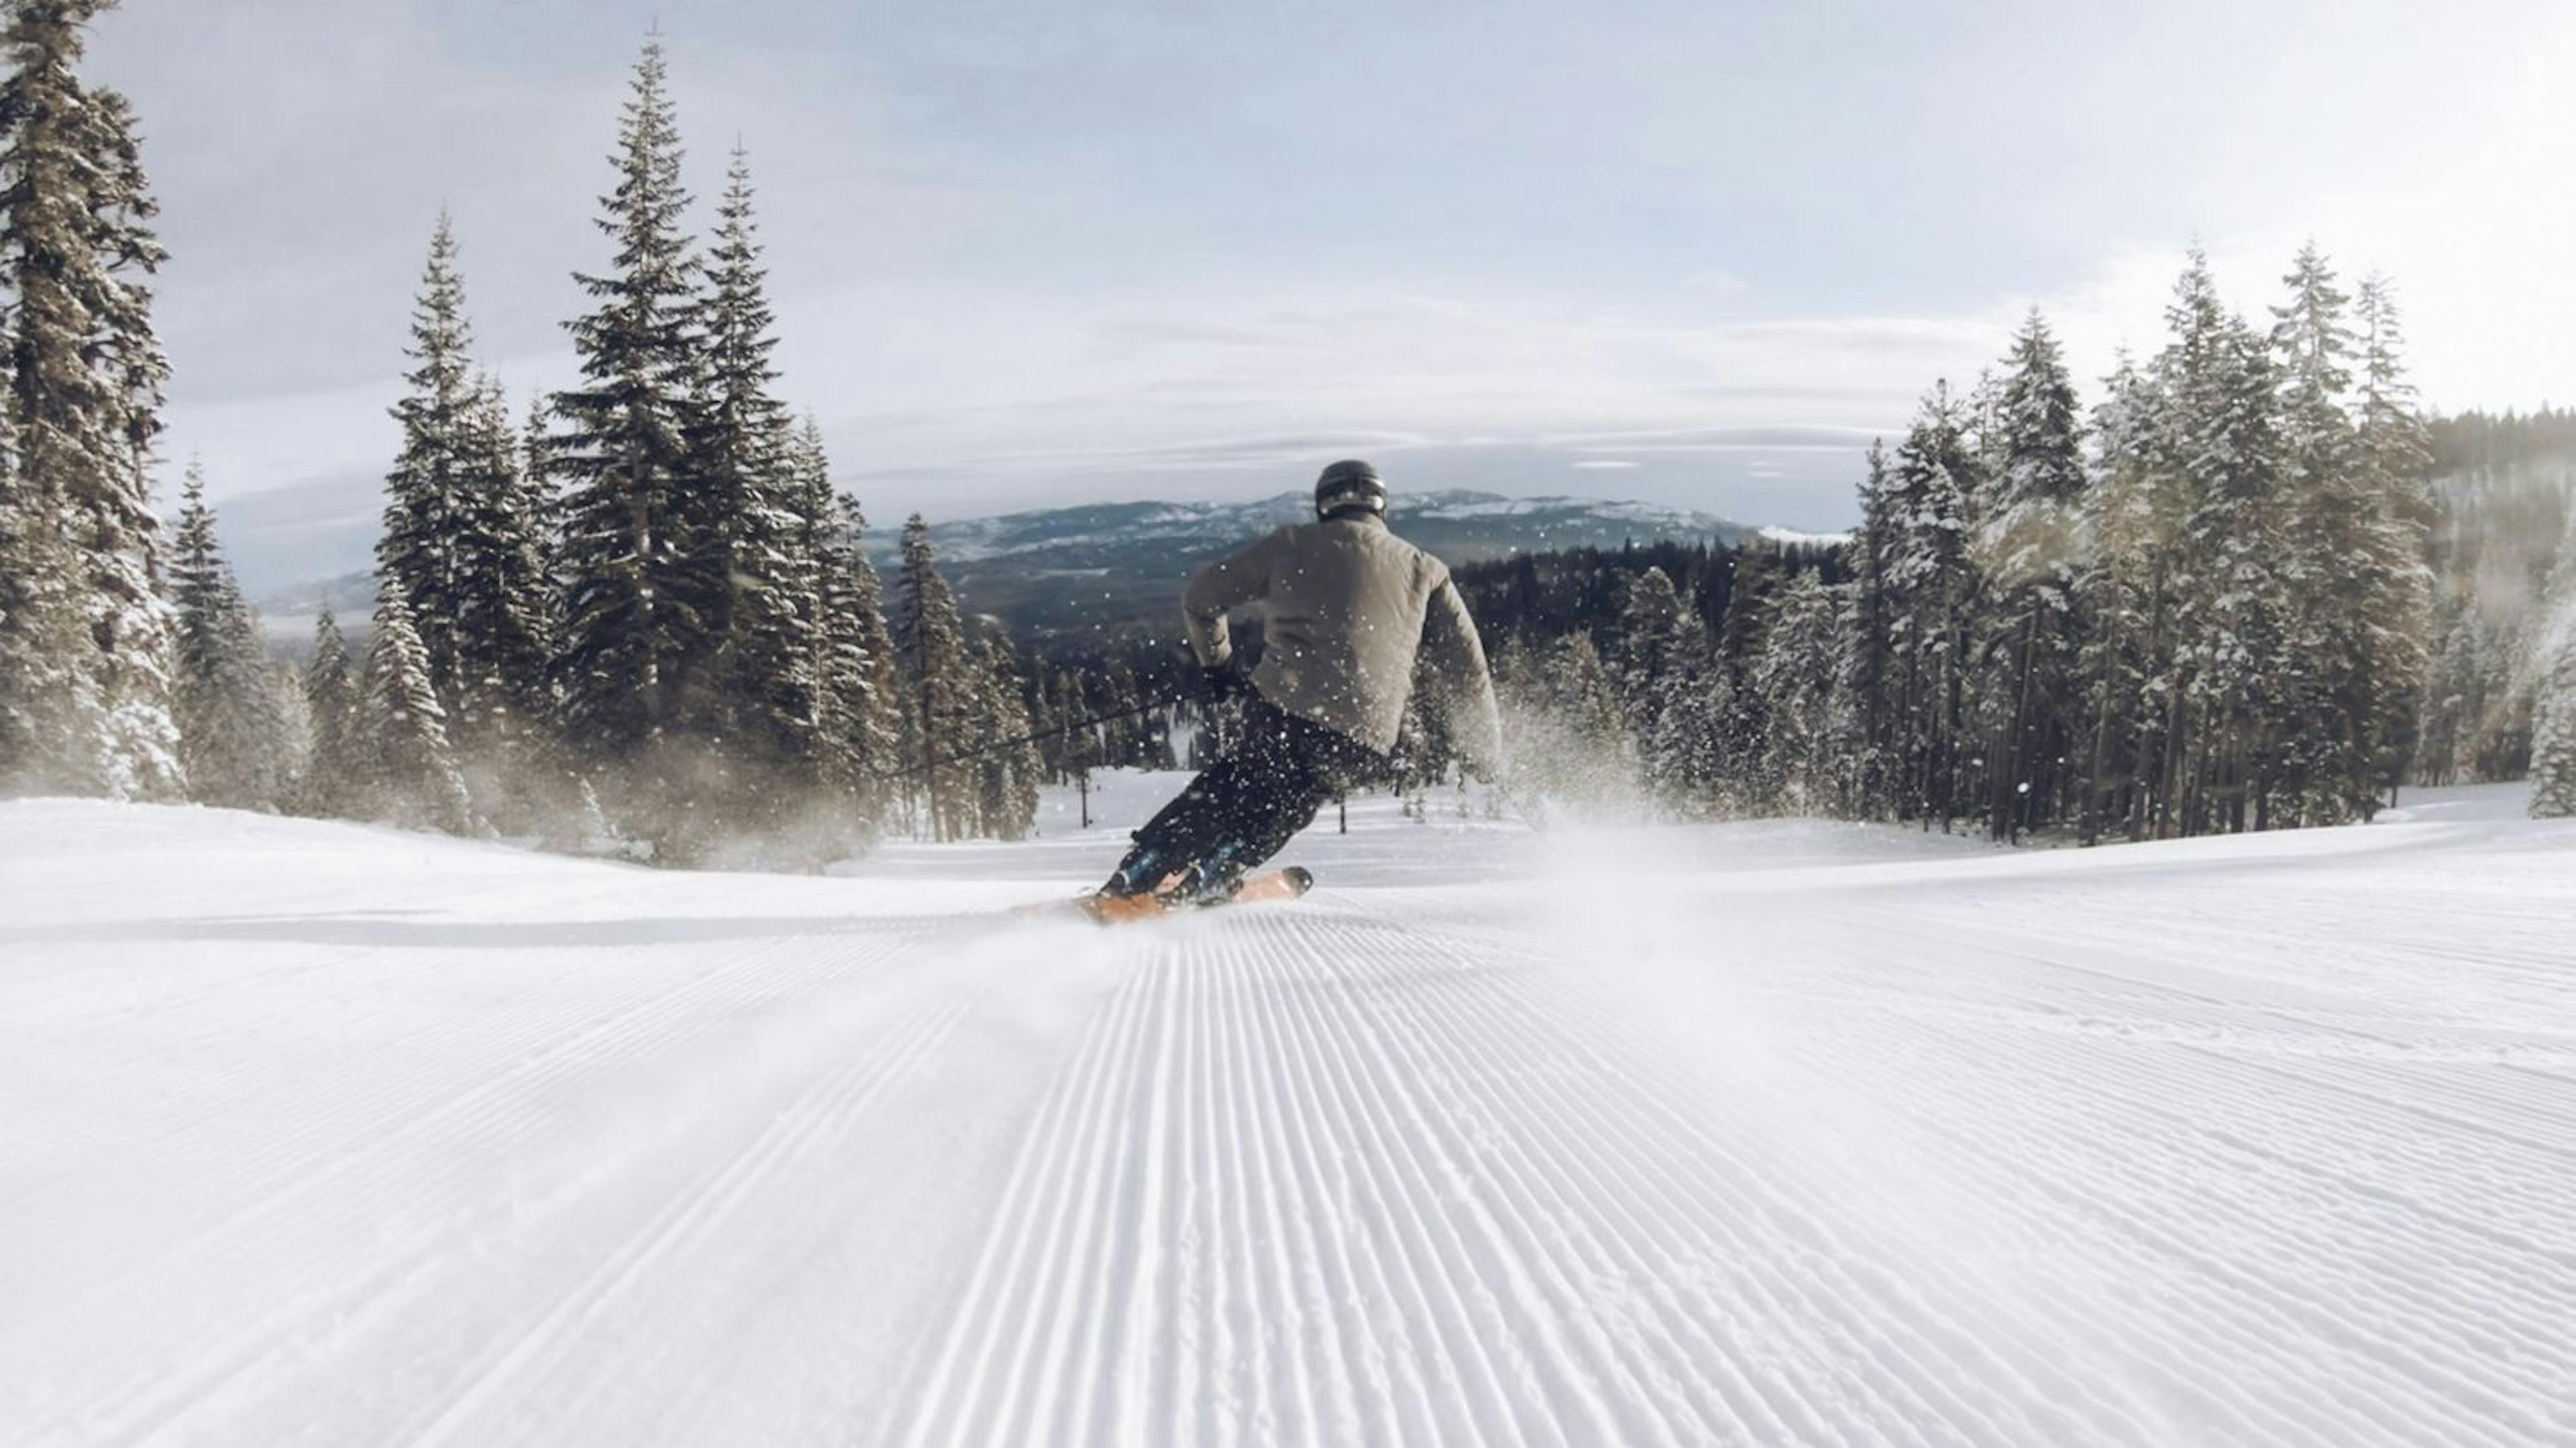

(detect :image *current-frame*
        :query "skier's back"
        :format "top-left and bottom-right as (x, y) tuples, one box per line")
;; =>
(1091, 460), (1502, 916)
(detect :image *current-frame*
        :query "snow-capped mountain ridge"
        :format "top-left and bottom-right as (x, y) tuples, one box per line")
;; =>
(883, 488), (1746, 563)
(856, 487), (1759, 632)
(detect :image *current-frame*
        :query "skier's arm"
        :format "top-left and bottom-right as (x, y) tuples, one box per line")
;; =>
(1421, 573), (1505, 778)
(1181, 531), (1277, 668)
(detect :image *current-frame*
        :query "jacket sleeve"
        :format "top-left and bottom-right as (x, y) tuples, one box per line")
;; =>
(1182, 529), (1278, 667)
(1420, 568), (1505, 777)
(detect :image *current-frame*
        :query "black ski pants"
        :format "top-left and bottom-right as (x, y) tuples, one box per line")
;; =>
(1104, 698), (1385, 900)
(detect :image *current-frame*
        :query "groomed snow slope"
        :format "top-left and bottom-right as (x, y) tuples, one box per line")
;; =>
(3, 784), (2572, 1446)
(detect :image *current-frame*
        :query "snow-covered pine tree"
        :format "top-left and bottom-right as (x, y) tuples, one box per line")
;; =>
(1953, 368), (2010, 825)
(2529, 505), (2576, 819)
(360, 576), (474, 833)
(2074, 353), (2167, 843)
(2418, 597), (2535, 784)
(2405, 425), (2567, 785)
(380, 215), (555, 820)
(2266, 242), (2375, 823)
(971, 633), (1042, 841)
(0, 0), (181, 798)
(1883, 381), (1982, 825)
(1710, 544), (1786, 807)
(1043, 666), (1095, 786)
(2530, 652), (2576, 819)
(693, 146), (817, 815)
(1821, 580), (1870, 816)
(445, 375), (557, 762)
(166, 464), (227, 768)
(0, 282), (81, 793)
(1609, 566), (1719, 811)
(1846, 440), (1900, 815)
(301, 606), (361, 817)
(2353, 274), (2436, 808)
(841, 523), (905, 793)
(168, 464), (291, 809)
(1556, 630), (1642, 805)
(1095, 656), (1170, 772)
(1716, 539), (1782, 667)
(1974, 309), (2086, 841)
(2155, 248), (2289, 835)
(801, 456), (862, 800)
(1750, 569), (1847, 815)
(812, 482), (902, 815)
(2410, 594), (2473, 788)
(896, 515), (973, 841)
(524, 390), (561, 560)
(1493, 631), (1632, 814)
(378, 213), (478, 707)
(550, 36), (714, 763)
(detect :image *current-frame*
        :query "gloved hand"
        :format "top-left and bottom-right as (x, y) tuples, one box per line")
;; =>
(1199, 661), (1249, 704)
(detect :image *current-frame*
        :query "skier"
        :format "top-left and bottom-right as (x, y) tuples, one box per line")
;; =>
(1085, 460), (1503, 921)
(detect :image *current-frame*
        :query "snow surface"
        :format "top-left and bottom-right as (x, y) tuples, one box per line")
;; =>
(4, 781), (2573, 1445)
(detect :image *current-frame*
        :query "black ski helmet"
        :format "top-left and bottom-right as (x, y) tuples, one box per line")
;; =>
(1314, 459), (1388, 519)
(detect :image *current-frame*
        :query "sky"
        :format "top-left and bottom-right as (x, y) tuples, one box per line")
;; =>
(85, 0), (2576, 584)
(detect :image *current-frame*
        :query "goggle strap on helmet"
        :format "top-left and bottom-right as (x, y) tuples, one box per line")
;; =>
(1315, 459), (1387, 519)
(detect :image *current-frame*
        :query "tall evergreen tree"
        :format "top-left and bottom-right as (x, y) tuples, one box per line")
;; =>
(694, 146), (816, 802)
(2155, 248), (2288, 834)
(1041, 666), (1096, 786)
(1847, 439), (1900, 815)
(1883, 380), (1982, 824)
(970, 633), (1042, 840)
(549, 35), (713, 759)
(378, 212), (478, 705)
(809, 491), (869, 792)
(360, 576), (473, 833)
(2528, 507), (2576, 819)
(896, 515), (974, 840)
(2074, 352), (2166, 843)
(1976, 309), (2087, 839)
(809, 459), (900, 813)
(445, 374), (557, 755)
(0, 0), (180, 798)
(1609, 566), (1719, 809)
(168, 464), (290, 809)
(1750, 570), (1851, 815)
(301, 605), (360, 817)
(380, 216), (554, 815)
(843, 512), (904, 793)
(525, 390), (561, 558)
(2266, 241), (2386, 823)
(2353, 274), (2436, 806)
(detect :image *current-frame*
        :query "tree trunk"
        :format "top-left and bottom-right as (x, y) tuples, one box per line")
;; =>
(1994, 608), (2038, 843)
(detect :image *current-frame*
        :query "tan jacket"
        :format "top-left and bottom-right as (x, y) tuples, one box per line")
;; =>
(1183, 513), (1503, 769)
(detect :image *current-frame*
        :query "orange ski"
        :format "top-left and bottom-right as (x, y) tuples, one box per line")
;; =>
(1030, 866), (1316, 926)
